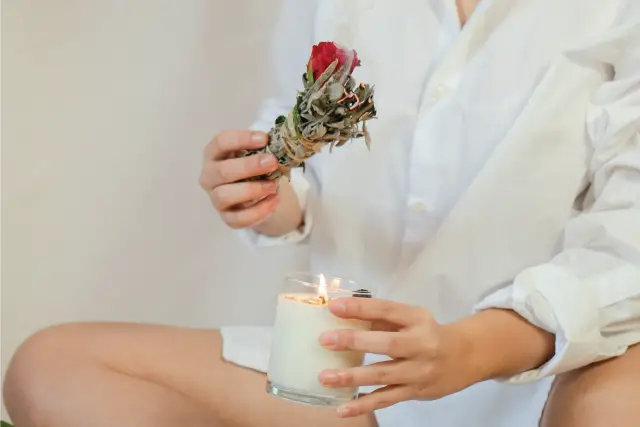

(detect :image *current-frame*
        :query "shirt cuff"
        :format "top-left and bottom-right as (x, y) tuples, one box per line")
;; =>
(238, 203), (313, 248)
(473, 264), (627, 383)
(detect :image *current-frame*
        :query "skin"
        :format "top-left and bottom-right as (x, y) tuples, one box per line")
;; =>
(4, 129), (640, 427)
(198, 130), (303, 237)
(3, 324), (376, 427)
(316, 298), (556, 417)
(5, 2), (640, 423)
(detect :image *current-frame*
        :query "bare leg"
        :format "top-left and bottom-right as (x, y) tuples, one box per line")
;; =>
(3, 323), (377, 427)
(541, 344), (640, 427)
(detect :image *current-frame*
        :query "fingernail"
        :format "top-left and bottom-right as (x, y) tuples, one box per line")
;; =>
(251, 132), (267, 146)
(319, 370), (340, 385)
(337, 405), (353, 418)
(319, 332), (338, 347)
(260, 155), (276, 167)
(330, 301), (347, 315)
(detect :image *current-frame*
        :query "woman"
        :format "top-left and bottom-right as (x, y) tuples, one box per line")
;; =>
(4, 0), (640, 426)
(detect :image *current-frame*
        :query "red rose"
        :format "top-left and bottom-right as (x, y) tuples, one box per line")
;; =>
(307, 41), (361, 81)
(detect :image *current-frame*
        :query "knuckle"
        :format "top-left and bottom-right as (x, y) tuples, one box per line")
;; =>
(216, 163), (233, 184)
(418, 338), (441, 359)
(373, 367), (391, 385)
(387, 335), (403, 355)
(349, 299), (365, 318)
(378, 301), (395, 318)
(340, 371), (355, 387)
(339, 330), (357, 349)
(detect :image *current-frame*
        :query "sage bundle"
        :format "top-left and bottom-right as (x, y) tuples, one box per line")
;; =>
(243, 41), (377, 181)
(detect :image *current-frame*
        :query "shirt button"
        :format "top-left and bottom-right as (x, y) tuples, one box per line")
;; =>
(410, 200), (428, 213)
(435, 84), (449, 100)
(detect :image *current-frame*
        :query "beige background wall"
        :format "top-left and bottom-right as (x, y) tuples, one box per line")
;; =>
(1, 0), (308, 419)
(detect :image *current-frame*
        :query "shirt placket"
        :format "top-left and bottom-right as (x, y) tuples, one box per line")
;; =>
(400, 0), (494, 260)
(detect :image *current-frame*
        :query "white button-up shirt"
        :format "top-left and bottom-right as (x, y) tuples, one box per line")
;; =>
(225, 0), (640, 425)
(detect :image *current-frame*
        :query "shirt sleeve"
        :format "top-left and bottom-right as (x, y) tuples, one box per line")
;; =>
(474, 22), (640, 382)
(237, 0), (319, 248)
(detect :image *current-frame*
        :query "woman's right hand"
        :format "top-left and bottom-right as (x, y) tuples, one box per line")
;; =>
(199, 130), (281, 230)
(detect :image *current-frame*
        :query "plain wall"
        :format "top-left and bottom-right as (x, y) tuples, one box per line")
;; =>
(1, 0), (309, 419)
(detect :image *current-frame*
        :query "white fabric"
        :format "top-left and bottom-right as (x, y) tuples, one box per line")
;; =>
(225, 0), (640, 425)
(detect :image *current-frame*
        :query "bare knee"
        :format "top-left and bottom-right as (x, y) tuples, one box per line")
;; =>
(542, 344), (640, 427)
(3, 323), (94, 425)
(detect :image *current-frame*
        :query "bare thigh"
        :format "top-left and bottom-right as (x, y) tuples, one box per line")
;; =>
(541, 343), (640, 427)
(3, 323), (377, 427)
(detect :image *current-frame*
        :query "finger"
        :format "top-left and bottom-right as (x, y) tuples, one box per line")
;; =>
(328, 298), (431, 327)
(220, 194), (279, 229)
(212, 154), (278, 187)
(336, 385), (414, 418)
(205, 130), (268, 161)
(319, 360), (417, 388)
(210, 181), (278, 211)
(372, 320), (397, 332)
(319, 330), (413, 357)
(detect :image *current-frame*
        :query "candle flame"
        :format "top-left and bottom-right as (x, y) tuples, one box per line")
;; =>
(317, 274), (328, 301)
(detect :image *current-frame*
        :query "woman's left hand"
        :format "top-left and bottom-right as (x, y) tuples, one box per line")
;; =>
(318, 297), (483, 418)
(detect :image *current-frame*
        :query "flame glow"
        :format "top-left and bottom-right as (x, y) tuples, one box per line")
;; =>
(317, 274), (328, 301)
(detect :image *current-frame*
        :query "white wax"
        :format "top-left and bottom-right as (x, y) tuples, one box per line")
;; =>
(268, 293), (370, 399)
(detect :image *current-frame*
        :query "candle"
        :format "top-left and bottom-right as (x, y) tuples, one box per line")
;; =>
(266, 273), (372, 407)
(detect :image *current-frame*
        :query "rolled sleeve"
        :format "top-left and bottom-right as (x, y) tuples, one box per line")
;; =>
(476, 22), (640, 383)
(474, 264), (636, 383)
